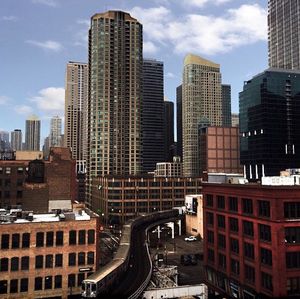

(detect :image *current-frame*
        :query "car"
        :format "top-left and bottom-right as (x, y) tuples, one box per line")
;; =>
(184, 236), (197, 242)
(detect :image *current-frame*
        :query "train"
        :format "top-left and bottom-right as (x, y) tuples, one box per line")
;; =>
(81, 209), (179, 298)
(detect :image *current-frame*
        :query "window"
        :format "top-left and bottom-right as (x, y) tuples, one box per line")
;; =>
(36, 232), (44, 247)
(1, 234), (9, 249)
(261, 272), (273, 291)
(217, 196), (225, 209)
(17, 191), (22, 198)
(245, 265), (255, 284)
(285, 227), (300, 244)
(46, 255), (53, 268)
(55, 254), (63, 267)
(258, 200), (270, 218)
(35, 277), (43, 290)
(259, 224), (271, 242)
(17, 179), (23, 187)
(69, 230), (77, 245)
(46, 232), (54, 247)
(206, 194), (213, 207)
(20, 278), (28, 292)
(244, 242), (255, 260)
(286, 252), (300, 268)
(229, 197), (238, 212)
(287, 277), (300, 295)
(206, 212), (214, 226)
(243, 221), (254, 237)
(17, 167), (24, 174)
(5, 167), (11, 174)
(35, 255), (43, 269)
(68, 274), (76, 288)
(69, 253), (76, 266)
(0, 280), (7, 294)
(87, 252), (94, 265)
(217, 215), (225, 229)
(207, 230), (214, 244)
(21, 256), (29, 270)
(78, 273), (85, 287)
(207, 249), (215, 263)
(88, 230), (95, 244)
(218, 253), (226, 269)
(261, 248), (272, 266)
(55, 275), (62, 289)
(78, 252), (85, 265)
(12, 234), (20, 249)
(22, 233), (30, 248)
(11, 257), (19, 271)
(45, 276), (52, 289)
(231, 259), (240, 275)
(4, 191), (10, 199)
(79, 230), (86, 245)
(284, 202), (300, 218)
(218, 234), (226, 249)
(229, 217), (239, 232)
(230, 238), (239, 254)
(242, 198), (253, 214)
(56, 231), (64, 246)
(10, 279), (18, 293)
(0, 258), (8, 271)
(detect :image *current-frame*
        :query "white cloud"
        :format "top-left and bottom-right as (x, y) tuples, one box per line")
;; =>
(1, 16), (18, 21)
(14, 105), (33, 115)
(74, 19), (89, 47)
(26, 40), (63, 52)
(135, 4), (267, 56)
(143, 41), (159, 54)
(32, 0), (57, 7)
(183, 0), (232, 8)
(29, 87), (65, 116)
(166, 72), (175, 78)
(0, 96), (9, 105)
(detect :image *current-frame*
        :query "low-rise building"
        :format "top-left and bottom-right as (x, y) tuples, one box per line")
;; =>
(154, 156), (183, 177)
(0, 204), (99, 299)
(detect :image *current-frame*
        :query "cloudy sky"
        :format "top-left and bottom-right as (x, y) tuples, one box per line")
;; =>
(0, 0), (268, 141)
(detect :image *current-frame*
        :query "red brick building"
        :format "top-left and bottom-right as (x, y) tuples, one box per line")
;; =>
(0, 204), (99, 299)
(203, 180), (300, 298)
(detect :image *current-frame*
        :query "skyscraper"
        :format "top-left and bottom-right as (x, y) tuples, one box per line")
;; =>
(25, 115), (41, 151)
(87, 11), (143, 202)
(0, 131), (10, 151)
(142, 59), (164, 173)
(164, 98), (174, 162)
(268, 0), (300, 69)
(221, 84), (232, 126)
(11, 129), (22, 151)
(64, 62), (88, 161)
(49, 115), (62, 147)
(176, 85), (183, 159)
(182, 54), (222, 177)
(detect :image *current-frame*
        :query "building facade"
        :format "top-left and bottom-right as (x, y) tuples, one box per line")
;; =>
(182, 54), (223, 177)
(154, 156), (183, 177)
(0, 131), (10, 151)
(203, 180), (300, 298)
(91, 176), (201, 225)
(49, 116), (62, 148)
(25, 116), (40, 151)
(268, 0), (300, 69)
(239, 68), (300, 179)
(64, 62), (88, 161)
(176, 85), (183, 159)
(10, 130), (22, 151)
(164, 99), (175, 162)
(142, 59), (164, 173)
(222, 84), (232, 127)
(231, 113), (239, 128)
(0, 204), (99, 299)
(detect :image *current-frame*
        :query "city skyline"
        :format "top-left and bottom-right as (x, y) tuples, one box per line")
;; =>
(1, 0), (267, 138)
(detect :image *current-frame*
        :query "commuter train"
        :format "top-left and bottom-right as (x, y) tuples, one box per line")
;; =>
(81, 209), (179, 298)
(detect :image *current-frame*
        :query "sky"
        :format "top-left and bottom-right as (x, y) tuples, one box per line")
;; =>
(0, 0), (268, 142)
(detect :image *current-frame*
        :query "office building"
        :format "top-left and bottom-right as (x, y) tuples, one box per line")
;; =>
(176, 85), (183, 159)
(231, 113), (239, 127)
(154, 156), (183, 178)
(142, 59), (164, 173)
(222, 84), (232, 127)
(49, 116), (62, 148)
(10, 130), (22, 151)
(203, 176), (300, 298)
(86, 11), (143, 204)
(0, 204), (99, 298)
(64, 62), (88, 161)
(25, 116), (40, 151)
(182, 54), (223, 177)
(268, 0), (300, 69)
(0, 131), (10, 151)
(164, 99), (174, 162)
(239, 68), (300, 179)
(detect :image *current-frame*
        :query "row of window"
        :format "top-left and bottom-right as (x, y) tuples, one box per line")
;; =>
(0, 167), (24, 175)
(0, 229), (95, 249)
(0, 279), (28, 294)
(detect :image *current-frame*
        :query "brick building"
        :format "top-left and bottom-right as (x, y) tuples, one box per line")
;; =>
(0, 147), (76, 212)
(91, 176), (202, 225)
(0, 204), (99, 299)
(202, 179), (300, 298)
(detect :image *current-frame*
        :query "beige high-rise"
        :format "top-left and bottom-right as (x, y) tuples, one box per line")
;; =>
(182, 54), (222, 177)
(64, 62), (88, 161)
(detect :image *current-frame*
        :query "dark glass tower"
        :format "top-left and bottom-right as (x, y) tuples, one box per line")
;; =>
(239, 68), (300, 179)
(142, 59), (164, 173)
(222, 84), (232, 126)
(164, 100), (174, 162)
(176, 85), (183, 159)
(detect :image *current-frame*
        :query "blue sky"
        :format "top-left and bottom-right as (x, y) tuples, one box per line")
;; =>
(0, 0), (268, 142)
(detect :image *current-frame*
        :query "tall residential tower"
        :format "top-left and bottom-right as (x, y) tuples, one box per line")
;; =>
(49, 115), (62, 147)
(11, 129), (22, 151)
(25, 115), (41, 151)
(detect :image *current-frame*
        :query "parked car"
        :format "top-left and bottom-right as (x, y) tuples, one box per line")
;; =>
(184, 235), (197, 242)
